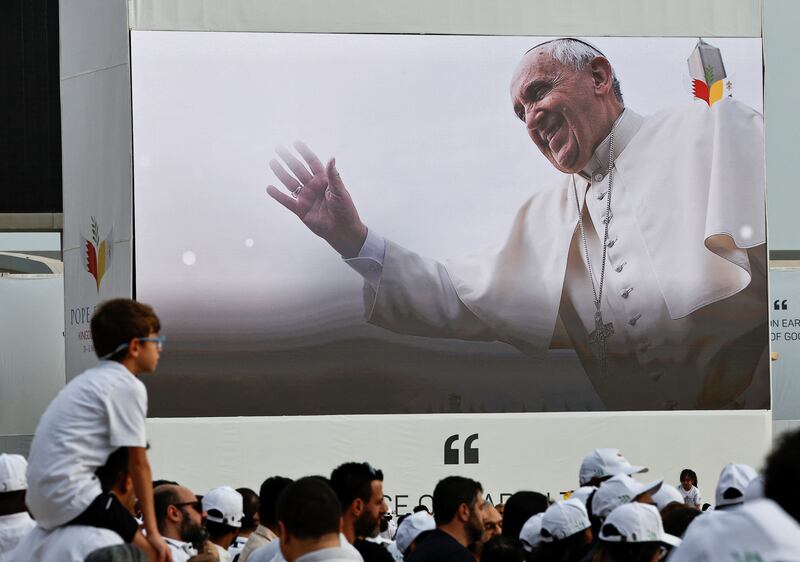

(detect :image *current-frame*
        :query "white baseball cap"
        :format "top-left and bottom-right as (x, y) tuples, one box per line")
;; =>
(395, 511), (435, 554)
(540, 499), (591, 543)
(202, 486), (243, 527)
(579, 448), (648, 486)
(745, 474), (765, 503)
(592, 473), (663, 520)
(671, 498), (800, 561)
(570, 486), (597, 506)
(599, 503), (681, 546)
(652, 485), (684, 511)
(0, 454), (28, 492)
(519, 512), (544, 552)
(715, 463), (758, 509)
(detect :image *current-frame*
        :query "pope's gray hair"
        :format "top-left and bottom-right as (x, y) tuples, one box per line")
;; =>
(538, 38), (624, 104)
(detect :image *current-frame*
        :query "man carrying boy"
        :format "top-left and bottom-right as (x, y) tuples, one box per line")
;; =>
(25, 298), (171, 562)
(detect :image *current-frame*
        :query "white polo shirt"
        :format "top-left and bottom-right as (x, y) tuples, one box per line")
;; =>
(26, 361), (148, 529)
(0, 512), (35, 562)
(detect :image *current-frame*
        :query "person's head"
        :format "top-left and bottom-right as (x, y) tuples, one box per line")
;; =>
(95, 447), (137, 515)
(480, 535), (526, 562)
(510, 38), (625, 175)
(154, 484), (208, 546)
(394, 510), (436, 556)
(592, 474), (662, 521)
(482, 504), (503, 542)
(91, 299), (162, 373)
(277, 477), (342, 562)
(679, 469), (698, 491)
(650, 485), (684, 513)
(258, 476), (294, 532)
(764, 427), (800, 523)
(537, 499), (593, 560)
(518, 513), (544, 553)
(578, 448), (647, 488)
(715, 463), (757, 510)
(202, 486), (243, 548)
(236, 487), (260, 534)
(501, 491), (548, 541)
(329, 462), (387, 539)
(594, 503), (680, 562)
(661, 506), (702, 538)
(432, 476), (486, 545)
(0, 453), (28, 516)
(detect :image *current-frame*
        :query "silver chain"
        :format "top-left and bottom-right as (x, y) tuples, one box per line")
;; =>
(573, 127), (615, 312)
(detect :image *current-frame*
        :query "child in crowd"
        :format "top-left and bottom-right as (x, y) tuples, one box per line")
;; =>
(25, 299), (171, 562)
(677, 469), (701, 510)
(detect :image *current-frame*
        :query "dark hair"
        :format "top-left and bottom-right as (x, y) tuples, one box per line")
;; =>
(533, 531), (591, 562)
(329, 462), (383, 509)
(592, 543), (660, 562)
(765, 427), (800, 523)
(258, 476), (294, 526)
(91, 299), (161, 359)
(95, 447), (130, 493)
(237, 487), (259, 532)
(277, 476), (341, 539)
(481, 535), (526, 562)
(662, 506), (702, 538)
(679, 469), (698, 488)
(413, 505), (431, 513)
(432, 476), (483, 526)
(501, 491), (548, 541)
(154, 485), (183, 531)
(152, 479), (179, 488)
(206, 519), (239, 540)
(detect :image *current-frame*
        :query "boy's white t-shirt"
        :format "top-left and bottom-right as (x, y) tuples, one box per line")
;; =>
(677, 484), (701, 506)
(25, 361), (147, 530)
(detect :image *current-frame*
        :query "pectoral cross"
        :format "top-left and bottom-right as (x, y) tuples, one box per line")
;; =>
(588, 310), (614, 374)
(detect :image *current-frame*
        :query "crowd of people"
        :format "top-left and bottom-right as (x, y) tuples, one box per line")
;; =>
(0, 300), (798, 562)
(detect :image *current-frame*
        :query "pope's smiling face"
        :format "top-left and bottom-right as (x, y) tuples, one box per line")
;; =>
(510, 48), (612, 174)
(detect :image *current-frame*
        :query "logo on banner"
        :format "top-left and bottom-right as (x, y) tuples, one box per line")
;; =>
(81, 217), (113, 292)
(444, 433), (479, 465)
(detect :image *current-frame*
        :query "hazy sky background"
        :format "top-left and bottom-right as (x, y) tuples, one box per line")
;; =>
(131, 32), (762, 339)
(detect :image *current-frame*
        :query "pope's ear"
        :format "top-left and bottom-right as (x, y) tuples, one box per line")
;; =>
(589, 56), (614, 95)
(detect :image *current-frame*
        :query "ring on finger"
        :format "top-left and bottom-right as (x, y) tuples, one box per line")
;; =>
(291, 185), (303, 198)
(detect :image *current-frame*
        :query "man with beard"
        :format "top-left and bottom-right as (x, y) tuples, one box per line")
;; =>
(154, 484), (209, 562)
(329, 463), (392, 562)
(407, 476), (486, 562)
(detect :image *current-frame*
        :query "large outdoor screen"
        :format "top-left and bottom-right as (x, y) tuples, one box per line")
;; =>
(132, 32), (767, 416)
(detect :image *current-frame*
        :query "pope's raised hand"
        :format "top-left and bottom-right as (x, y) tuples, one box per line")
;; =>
(267, 141), (368, 258)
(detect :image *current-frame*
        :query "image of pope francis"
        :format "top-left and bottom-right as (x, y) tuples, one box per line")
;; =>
(266, 38), (768, 411)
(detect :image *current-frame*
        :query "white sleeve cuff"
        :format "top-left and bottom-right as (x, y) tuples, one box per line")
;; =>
(343, 228), (385, 289)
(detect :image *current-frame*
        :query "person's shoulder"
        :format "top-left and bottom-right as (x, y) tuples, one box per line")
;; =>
(353, 539), (393, 562)
(406, 531), (471, 562)
(643, 98), (762, 134)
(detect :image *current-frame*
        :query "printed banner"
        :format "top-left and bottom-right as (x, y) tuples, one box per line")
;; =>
(131, 33), (767, 415)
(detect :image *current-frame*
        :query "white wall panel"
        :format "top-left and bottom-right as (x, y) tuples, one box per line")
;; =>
(147, 410), (771, 509)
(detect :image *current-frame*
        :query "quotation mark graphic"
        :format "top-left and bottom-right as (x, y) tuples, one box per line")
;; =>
(444, 433), (479, 465)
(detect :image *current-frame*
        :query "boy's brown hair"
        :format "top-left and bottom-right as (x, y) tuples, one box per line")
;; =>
(91, 299), (161, 359)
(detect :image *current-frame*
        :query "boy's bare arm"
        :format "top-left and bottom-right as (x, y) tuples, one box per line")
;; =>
(129, 446), (172, 562)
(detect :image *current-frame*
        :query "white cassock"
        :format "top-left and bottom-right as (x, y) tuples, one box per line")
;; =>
(348, 99), (767, 410)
